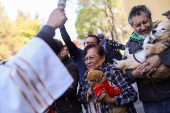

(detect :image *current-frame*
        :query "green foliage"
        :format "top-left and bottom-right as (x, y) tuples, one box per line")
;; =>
(76, 0), (131, 42)
(0, 3), (42, 59)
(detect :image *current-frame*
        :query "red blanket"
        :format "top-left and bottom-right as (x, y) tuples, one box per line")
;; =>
(93, 80), (122, 98)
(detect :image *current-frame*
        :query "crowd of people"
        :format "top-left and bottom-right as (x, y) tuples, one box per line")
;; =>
(0, 4), (170, 113)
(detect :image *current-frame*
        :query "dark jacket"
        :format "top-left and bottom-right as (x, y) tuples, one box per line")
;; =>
(104, 38), (125, 63)
(60, 26), (88, 84)
(124, 34), (170, 102)
(53, 55), (82, 113)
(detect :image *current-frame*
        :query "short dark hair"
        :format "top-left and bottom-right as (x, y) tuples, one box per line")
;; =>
(54, 39), (63, 53)
(128, 5), (151, 25)
(86, 34), (100, 45)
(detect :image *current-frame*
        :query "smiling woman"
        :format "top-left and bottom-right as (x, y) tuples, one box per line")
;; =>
(83, 44), (105, 70)
(77, 44), (138, 113)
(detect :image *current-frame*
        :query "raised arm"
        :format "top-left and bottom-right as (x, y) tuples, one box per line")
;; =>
(0, 7), (73, 113)
(60, 26), (79, 59)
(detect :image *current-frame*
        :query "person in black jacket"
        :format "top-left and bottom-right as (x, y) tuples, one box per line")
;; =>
(97, 34), (125, 63)
(124, 5), (170, 113)
(49, 40), (82, 113)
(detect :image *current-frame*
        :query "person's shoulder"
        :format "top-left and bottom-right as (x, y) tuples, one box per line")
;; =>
(101, 63), (123, 75)
(68, 62), (78, 69)
(103, 62), (115, 70)
(105, 62), (122, 70)
(105, 38), (110, 41)
(127, 37), (140, 44)
(106, 38), (113, 43)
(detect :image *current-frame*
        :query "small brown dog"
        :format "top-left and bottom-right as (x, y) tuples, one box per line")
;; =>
(86, 70), (127, 113)
(113, 20), (170, 84)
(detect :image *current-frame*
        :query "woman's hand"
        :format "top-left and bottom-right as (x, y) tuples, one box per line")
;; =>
(102, 88), (116, 104)
(87, 87), (92, 96)
(87, 87), (93, 102)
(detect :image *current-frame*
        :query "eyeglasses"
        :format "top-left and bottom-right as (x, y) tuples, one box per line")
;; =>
(82, 56), (96, 62)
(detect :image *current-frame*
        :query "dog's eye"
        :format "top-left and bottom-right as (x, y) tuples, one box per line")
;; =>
(90, 80), (93, 81)
(161, 28), (166, 30)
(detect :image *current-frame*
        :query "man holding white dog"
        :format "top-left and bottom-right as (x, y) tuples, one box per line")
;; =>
(124, 5), (170, 113)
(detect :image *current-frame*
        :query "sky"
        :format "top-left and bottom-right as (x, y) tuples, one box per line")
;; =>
(0, 0), (78, 41)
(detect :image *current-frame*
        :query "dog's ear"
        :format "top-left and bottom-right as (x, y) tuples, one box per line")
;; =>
(86, 70), (90, 75)
(98, 71), (105, 81)
(153, 20), (162, 29)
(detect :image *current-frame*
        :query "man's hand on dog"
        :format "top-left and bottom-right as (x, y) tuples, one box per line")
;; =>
(132, 61), (155, 78)
(132, 55), (161, 78)
(144, 55), (161, 69)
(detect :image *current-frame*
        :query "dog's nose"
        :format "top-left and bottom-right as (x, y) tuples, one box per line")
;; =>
(152, 30), (156, 34)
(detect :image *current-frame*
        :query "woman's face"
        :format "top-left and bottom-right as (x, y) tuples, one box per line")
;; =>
(84, 47), (105, 70)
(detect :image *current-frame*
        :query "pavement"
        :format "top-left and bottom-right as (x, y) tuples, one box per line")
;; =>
(132, 83), (145, 113)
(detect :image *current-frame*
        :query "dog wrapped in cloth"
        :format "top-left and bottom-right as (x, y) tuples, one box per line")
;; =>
(86, 70), (127, 113)
(93, 78), (122, 100)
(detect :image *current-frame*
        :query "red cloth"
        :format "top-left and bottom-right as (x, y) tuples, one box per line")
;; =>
(48, 109), (55, 113)
(93, 80), (122, 98)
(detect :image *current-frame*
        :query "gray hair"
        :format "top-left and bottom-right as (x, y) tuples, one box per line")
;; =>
(128, 5), (152, 25)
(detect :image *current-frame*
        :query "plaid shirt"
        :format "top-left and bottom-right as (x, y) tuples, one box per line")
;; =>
(77, 62), (137, 113)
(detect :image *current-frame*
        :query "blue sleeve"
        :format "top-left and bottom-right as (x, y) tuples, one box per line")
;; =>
(59, 26), (80, 60)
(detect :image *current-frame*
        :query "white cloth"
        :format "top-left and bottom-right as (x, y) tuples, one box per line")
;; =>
(0, 37), (73, 113)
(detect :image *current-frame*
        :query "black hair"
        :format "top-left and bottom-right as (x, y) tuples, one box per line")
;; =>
(86, 34), (100, 45)
(54, 39), (63, 53)
(128, 5), (151, 25)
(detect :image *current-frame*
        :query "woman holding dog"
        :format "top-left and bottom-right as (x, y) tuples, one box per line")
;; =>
(77, 44), (138, 113)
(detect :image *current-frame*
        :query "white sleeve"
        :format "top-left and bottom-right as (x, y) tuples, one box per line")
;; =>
(0, 37), (73, 113)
